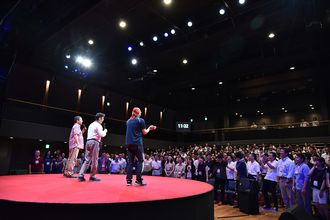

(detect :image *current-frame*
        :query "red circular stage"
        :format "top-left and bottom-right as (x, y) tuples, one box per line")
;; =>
(0, 174), (214, 220)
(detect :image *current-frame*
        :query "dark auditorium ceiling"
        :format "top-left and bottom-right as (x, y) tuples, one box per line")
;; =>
(2, 0), (330, 112)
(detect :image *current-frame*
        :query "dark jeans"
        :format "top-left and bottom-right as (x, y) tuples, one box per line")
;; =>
(126, 144), (144, 182)
(214, 178), (226, 202)
(262, 179), (278, 208)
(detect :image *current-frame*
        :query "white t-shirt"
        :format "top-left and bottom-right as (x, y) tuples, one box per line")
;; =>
(247, 161), (261, 176)
(152, 160), (162, 176)
(226, 161), (236, 180)
(87, 121), (107, 142)
(264, 160), (278, 182)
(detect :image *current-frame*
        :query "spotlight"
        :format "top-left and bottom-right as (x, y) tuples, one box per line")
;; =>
(204, 116), (208, 121)
(163, 0), (172, 5)
(218, 81), (223, 85)
(190, 119), (193, 122)
(311, 107), (315, 110)
(235, 113), (238, 115)
(187, 21), (193, 27)
(164, 32), (169, 37)
(88, 39), (94, 45)
(268, 32), (275, 38)
(153, 36), (158, 42)
(106, 102), (110, 106)
(309, 104), (313, 107)
(239, 114), (243, 118)
(257, 110), (260, 113)
(65, 54), (71, 59)
(261, 112), (264, 115)
(182, 59), (188, 64)
(239, 0), (246, 5)
(219, 9), (225, 15)
(281, 107), (285, 110)
(9, 137), (14, 139)
(131, 58), (138, 65)
(191, 87), (195, 91)
(153, 69), (158, 73)
(170, 29), (176, 34)
(64, 65), (68, 69)
(119, 20), (127, 29)
(128, 46), (132, 51)
(82, 59), (92, 68)
(76, 56), (83, 63)
(139, 41), (144, 46)
(290, 66), (295, 70)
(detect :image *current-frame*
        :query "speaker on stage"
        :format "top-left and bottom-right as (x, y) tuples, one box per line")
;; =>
(238, 190), (259, 215)
(279, 205), (317, 220)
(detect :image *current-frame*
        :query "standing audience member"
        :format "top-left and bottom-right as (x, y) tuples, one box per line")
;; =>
(29, 150), (44, 174)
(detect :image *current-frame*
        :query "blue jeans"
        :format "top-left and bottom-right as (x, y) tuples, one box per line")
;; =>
(126, 144), (144, 182)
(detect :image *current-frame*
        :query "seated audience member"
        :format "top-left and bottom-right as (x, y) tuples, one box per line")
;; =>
(250, 122), (258, 129)
(311, 117), (319, 127)
(300, 119), (309, 127)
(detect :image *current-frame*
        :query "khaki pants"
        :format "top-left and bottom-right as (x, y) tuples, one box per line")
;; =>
(279, 179), (295, 209)
(79, 140), (100, 177)
(64, 147), (80, 176)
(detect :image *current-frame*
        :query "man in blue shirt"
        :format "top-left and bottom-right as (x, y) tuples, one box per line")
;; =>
(126, 107), (156, 186)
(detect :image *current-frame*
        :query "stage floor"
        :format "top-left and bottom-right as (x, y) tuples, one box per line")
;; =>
(0, 174), (213, 204)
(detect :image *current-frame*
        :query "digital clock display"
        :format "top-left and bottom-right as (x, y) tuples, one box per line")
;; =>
(176, 122), (191, 132)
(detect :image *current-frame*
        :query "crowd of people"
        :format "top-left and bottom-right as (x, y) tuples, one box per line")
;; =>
(29, 142), (330, 219)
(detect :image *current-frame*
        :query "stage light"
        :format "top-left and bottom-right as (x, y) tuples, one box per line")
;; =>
(171, 29), (176, 34)
(268, 32), (275, 38)
(204, 116), (208, 121)
(76, 56), (83, 63)
(9, 137), (14, 139)
(261, 112), (264, 115)
(164, 32), (169, 37)
(128, 46), (132, 51)
(219, 81), (223, 85)
(153, 36), (158, 41)
(39, 139), (43, 142)
(139, 41), (144, 46)
(191, 87), (195, 91)
(281, 107), (285, 110)
(119, 20), (127, 29)
(64, 65), (68, 69)
(45, 144), (50, 149)
(65, 54), (71, 59)
(82, 58), (92, 68)
(219, 9), (225, 15)
(107, 102), (110, 106)
(182, 58), (188, 64)
(284, 110), (288, 113)
(88, 39), (94, 45)
(187, 21), (193, 27)
(311, 107), (315, 110)
(153, 69), (158, 73)
(239, 0), (246, 5)
(239, 114), (243, 118)
(257, 110), (260, 113)
(190, 119), (193, 122)
(290, 66), (295, 70)
(235, 113), (238, 115)
(131, 58), (138, 65)
(163, 0), (172, 5)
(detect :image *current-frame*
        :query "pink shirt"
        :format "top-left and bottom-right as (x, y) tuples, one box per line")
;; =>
(69, 123), (84, 149)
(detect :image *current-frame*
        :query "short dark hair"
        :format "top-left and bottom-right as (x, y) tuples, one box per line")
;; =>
(280, 148), (290, 155)
(235, 151), (244, 159)
(95, 112), (105, 121)
(268, 151), (276, 158)
(296, 153), (306, 162)
(74, 116), (82, 123)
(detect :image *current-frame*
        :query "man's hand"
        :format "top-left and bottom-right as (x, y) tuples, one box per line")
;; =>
(149, 125), (157, 131)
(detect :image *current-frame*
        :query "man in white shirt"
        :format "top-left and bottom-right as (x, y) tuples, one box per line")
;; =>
(152, 155), (162, 176)
(78, 113), (107, 182)
(246, 153), (260, 180)
(118, 153), (127, 174)
(143, 154), (153, 175)
(277, 148), (295, 209)
(261, 152), (279, 211)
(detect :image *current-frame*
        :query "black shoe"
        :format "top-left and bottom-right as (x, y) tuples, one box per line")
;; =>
(135, 180), (147, 186)
(233, 205), (239, 208)
(126, 181), (132, 186)
(64, 174), (77, 178)
(78, 176), (86, 182)
(89, 176), (101, 181)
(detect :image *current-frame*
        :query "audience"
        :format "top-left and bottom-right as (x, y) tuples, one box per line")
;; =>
(29, 142), (330, 219)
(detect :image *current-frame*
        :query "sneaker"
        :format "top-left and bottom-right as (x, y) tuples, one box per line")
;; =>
(89, 176), (101, 181)
(263, 206), (271, 211)
(135, 180), (147, 186)
(126, 182), (132, 186)
(78, 176), (86, 182)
